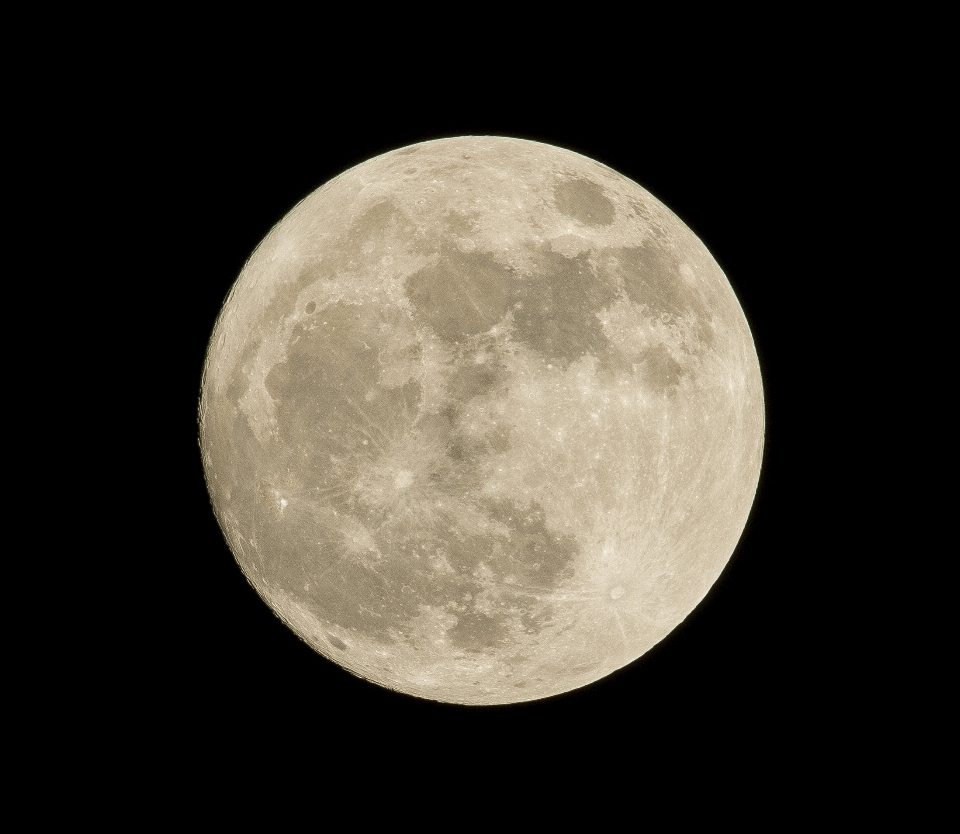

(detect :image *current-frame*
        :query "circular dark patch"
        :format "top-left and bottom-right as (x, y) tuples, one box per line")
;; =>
(554, 177), (616, 226)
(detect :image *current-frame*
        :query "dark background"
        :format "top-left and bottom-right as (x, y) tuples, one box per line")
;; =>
(50, 20), (930, 804)
(162, 98), (826, 766)
(24, 17), (916, 804)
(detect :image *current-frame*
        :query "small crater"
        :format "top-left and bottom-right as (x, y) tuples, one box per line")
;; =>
(305, 301), (316, 314)
(610, 585), (625, 600)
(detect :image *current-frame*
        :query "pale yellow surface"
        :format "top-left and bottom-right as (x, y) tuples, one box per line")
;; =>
(199, 137), (764, 704)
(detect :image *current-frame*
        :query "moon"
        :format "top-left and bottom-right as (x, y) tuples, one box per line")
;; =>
(198, 136), (764, 705)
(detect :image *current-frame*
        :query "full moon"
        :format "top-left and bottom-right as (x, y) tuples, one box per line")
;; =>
(199, 136), (764, 705)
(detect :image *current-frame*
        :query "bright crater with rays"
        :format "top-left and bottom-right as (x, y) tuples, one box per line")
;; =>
(199, 136), (764, 704)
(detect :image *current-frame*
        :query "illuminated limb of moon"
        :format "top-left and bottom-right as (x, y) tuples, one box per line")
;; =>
(200, 136), (764, 704)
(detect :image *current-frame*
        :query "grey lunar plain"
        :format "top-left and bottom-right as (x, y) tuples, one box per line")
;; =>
(199, 136), (764, 705)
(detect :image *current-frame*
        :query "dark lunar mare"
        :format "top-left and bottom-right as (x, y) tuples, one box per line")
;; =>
(199, 137), (764, 704)
(235, 294), (582, 649)
(215, 232), (721, 655)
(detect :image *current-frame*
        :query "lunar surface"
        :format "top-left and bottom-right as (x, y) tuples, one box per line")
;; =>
(199, 136), (764, 705)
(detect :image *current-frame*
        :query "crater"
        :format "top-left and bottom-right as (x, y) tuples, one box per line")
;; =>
(351, 414), (453, 525)
(327, 634), (347, 651)
(554, 176), (616, 227)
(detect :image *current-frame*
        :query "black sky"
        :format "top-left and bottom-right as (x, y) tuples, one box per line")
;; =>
(166, 99), (818, 765)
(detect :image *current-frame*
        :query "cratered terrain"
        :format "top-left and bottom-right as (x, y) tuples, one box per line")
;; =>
(199, 136), (764, 705)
